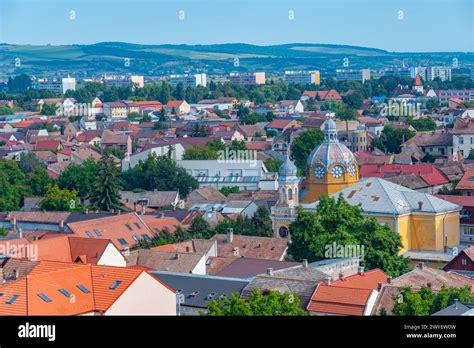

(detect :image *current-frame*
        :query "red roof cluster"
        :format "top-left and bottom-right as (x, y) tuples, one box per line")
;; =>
(360, 163), (449, 186)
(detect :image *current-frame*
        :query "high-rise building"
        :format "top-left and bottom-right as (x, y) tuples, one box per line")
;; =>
(426, 66), (452, 82)
(104, 75), (144, 89)
(284, 70), (320, 85)
(33, 77), (76, 94)
(336, 69), (371, 83)
(229, 72), (266, 85)
(384, 68), (412, 78)
(169, 73), (207, 88)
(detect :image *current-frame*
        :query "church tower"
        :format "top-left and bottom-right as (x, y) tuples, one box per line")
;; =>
(300, 118), (359, 203)
(271, 152), (299, 239)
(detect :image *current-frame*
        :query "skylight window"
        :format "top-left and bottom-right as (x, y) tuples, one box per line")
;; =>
(134, 222), (142, 230)
(6, 295), (18, 304)
(58, 288), (72, 298)
(142, 234), (151, 242)
(110, 280), (122, 290)
(85, 231), (94, 238)
(154, 227), (160, 234)
(132, 235), (141, 242)
(93, 229), (102, 237)
(76, 284), (90, 294)
(38, 293), (52, 303)
(125, 223), (133, 231)
(118, 238), (128, 245)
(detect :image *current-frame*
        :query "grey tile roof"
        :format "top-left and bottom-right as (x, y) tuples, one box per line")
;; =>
(215, 258), (301, 279)
(302, 177), (462, 215)
(432, 302), (474, 316)
(151, 271), (249, 309)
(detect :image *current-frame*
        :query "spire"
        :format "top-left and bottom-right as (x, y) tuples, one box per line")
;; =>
(323, 115), (338, 143)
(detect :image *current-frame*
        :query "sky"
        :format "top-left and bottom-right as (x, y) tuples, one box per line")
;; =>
(0, 0), (472, 52)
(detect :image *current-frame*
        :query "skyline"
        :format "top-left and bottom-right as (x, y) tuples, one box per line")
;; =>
(0, 0), (473, 53)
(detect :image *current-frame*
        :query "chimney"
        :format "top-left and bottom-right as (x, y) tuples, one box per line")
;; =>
(325, 276), (332, 285)
(418, 201), (423, 210)
(454, 298), (459, 310)
(85, 208), (89, 214)
(358, 266), (364, 275)
(387, 276), (392, 284)
(12, 217), (17, 232)
(117, 210), (121, 215)
(377, 282), (383, 291)
(185, 246), (190, 253)
(174, 251), (180, 260)
(226, 228), (234, 244)
(427, 282), (432, 288)
(266, 268), (274, 276)
(161, 212), (165, 219)
(339, 272), (344, 280)
(14, 269), (19, 280)
(302, 259), (308, 268)
(417, 262), (424, 269)
(59, 220), (64, 231)
(18, 228), (23, 239)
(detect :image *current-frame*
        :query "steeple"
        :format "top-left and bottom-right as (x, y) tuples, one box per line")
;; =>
(323, 117), (338, 143)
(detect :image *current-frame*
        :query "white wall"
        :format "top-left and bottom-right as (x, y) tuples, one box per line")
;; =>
(105, 272), (176, 315)
(191, 254), (207, 275)
(97, 243), (127, 267)
(122, 144), (185, 171)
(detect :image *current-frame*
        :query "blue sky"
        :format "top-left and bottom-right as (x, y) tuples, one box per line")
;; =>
(0, 0), (472, 52)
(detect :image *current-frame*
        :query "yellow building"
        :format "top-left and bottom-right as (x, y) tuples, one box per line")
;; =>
(300, 177), (462, 253)
(300, 118), (359, 203)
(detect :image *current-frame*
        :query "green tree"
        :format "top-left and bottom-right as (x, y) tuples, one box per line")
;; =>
(391, 286), (474, 316)
(18, 152), (44, 174)
(90, 153), (123, 211)
(288, 195), (410, 277)
(264, 157), (283, 172)
(121, 154), (198, 198)
(219, 186), (240, 196)
(251, 206), (273, 237)
(372, 125), (415, 154)
(28, 167), (54, 196)
(408, 117), (437, 131)
(290, 128), (324, 174)
(0, 159), (30, 211)
(57, 159), (100, 198)
(204, 289), (308, 316)
(188, 216), (212, 238)
(342, 91), (363, 109)
(40, 184), (81, 212)
(40, 103), (59, 116)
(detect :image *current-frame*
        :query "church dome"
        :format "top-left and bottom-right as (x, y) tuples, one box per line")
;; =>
(307, 118), (357, 173)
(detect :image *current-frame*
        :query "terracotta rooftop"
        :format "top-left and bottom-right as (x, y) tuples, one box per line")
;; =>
(210, 234), (288, 260)
(456, 170), (474, 190)
(127, 249), (204, 273)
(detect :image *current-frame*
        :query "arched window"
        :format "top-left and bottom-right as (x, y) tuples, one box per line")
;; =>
(288, 188), (293, 201)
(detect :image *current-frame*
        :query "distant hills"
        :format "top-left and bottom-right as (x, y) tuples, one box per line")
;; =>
(1, 42), (472, 78)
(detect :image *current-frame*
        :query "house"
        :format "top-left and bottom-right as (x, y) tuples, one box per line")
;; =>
(127, 249), (206, 275)
(122, 140), (186, 170)
(220, 200), (259, 218)
(152, 239), (217, 261)
(71, 147), (102, 164)
(186, 187), (227, 206)
(401, 129), (453, 160)
(139, 215), (180, 235)
(241, 263), (329, 309)
(164, 100), (191, 115)
(103, 101), (138, 120)
(75, 130), (101, 147)
(101, 130), (132, 155)
(236, 124), (265, 140)
(0, 211), (72, 233)
(436, 195), (474, 244)
(120, 190), (182, 211)
(0, 260), (176, 315)
(0, 257), (38, 283)
(432, 301), (474, 316)
(210, 258), (301, 279)
(443, 246), (474, 273)
(360, 163), (450, 193)
(278, 100), (304, 114)
(456, 171), (474, 197)
(152, 271), (249, 315)
(372, 263), (474, 315)
(34, 139), (62, 152)
(209, 228), (288, 261)
(67, 212), (155, 251)
(301, 89), (342, 101)
(265, 119), (300, 133)
(451, 118), (474, 158)
(307, 268), (387, 316)
(0, 235), (127, 267)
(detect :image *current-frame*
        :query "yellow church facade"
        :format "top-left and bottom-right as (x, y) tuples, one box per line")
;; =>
(271, 118), (462, 254)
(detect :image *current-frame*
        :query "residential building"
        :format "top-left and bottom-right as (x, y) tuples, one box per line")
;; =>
(169, 73), (207, 88)
(436, 195), (474, 244)
(101, 130), (132, 156)
(401, 129), (453, 160)
(284, 70), (320, 85)
(152, 271), (249, 315)
(229, 72), (265, 85)
(432, 302), (474, 316)
(121, 190), (182, 211)
(104, 75), (144, 89)
(164, 100), (191, 115)
(426, 66), (452, 82)
(436, 89), (474, 103)
(451, 117), (474, 158)
(33, 77), (76, 94)
(278, 100), (304, 114)
(456, 171), (474, 197)
(443, 246), (474, 273)
(336, 69), (371, 83)
(0, 261), (176, 315)
(301, 89), (342, 101)
(307, 268), (387, 316)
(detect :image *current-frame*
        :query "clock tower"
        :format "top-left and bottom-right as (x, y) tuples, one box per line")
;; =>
(300, 117), (359, 203)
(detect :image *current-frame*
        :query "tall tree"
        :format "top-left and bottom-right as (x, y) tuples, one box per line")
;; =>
(40, 185), (82, 212)
(290, 128), (324, 174)
(90, 153), (123, 211)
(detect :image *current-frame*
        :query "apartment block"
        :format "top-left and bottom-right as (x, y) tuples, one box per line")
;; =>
(33, 77), (76, 94)
(169, 73), (207, 88)
(336, 69), (371, 83)
(229, 72), (266, 85)
(284, 70), (320, 85)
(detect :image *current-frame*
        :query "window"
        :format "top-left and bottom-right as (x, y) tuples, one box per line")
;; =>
(110, 281), (122, 290)
(125, 223), (133, 231)
(461, 259), (467, 266)
(38, 293), (52, 303)
(58, 289), (72, 298)
(6, 295), (18, 304)
(85, 231), (94, 238)
(118, 238), (128, 245)
(459, 136), (464, 145)
(93, 229), (102, 237)
(76, 284), (90, 294)
(134, 222), (142, 230)
(132, 235), (141, 242)
(142, 234), (152, 242)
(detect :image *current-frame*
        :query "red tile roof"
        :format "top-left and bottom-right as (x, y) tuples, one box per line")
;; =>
(34, 139), (61, 151)
(456, 170), (474, 190)
(435, 195), (474, 208)
(360, 163), (449, 186)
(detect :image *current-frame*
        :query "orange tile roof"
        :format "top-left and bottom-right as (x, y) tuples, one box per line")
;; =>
(456, 171), (474, 190)
(140, 216), (179, 234)
(0, 260), (174, 315)
(329, 269), (387, 289)
(67, 213), (155, 251)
